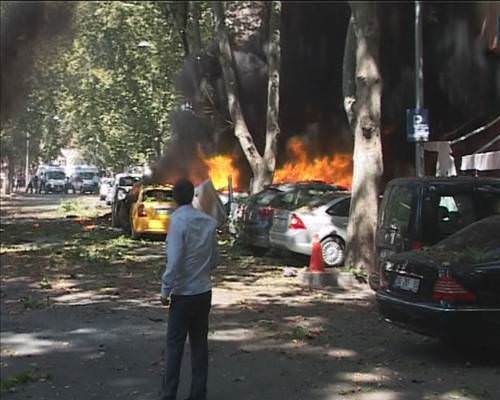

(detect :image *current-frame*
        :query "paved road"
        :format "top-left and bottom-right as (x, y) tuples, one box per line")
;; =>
(1, 194), (499, 400)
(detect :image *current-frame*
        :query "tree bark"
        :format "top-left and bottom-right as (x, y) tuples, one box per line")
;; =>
(212, 1), (279, 194)
(167, 1), (190, 57)
(344, 2), (384, 289)
(190, 1), (202, 54)
(342, 16), (356, 126)
(263, 1), (281, 187)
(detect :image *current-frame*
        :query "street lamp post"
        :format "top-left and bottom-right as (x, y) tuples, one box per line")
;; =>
(25, 132), (30, 187)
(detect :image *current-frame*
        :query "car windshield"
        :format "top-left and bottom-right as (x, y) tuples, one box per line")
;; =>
(46, 171), (65, 180)
(78, 172), (96, 179)
(143, 189), (174, 202)
(118, 176), (140, 186)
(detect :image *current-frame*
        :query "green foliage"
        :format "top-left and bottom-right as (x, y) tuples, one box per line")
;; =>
(1, 1), (216, 173)
(61, 1), (184, 170)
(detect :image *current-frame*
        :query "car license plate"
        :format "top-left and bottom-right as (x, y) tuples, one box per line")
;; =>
(393, 275), (420, 293)
(156, 209), (170, 215)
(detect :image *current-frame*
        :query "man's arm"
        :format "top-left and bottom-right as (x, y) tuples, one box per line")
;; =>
(209, 224), (219, 270)
(161, 218), (184, 298)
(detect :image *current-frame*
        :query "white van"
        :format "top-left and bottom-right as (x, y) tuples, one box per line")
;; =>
(68, 165), (100, 194)
(37, 165), (67, 193)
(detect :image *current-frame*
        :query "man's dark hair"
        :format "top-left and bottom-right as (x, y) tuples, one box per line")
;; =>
(173, 178), (194, 205)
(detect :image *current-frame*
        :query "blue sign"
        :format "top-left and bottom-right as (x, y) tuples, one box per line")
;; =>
(406, 109), (430, 142)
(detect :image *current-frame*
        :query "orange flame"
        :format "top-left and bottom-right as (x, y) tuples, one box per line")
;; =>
(204, 154), (241, 190)
(274, 137), (353, 189)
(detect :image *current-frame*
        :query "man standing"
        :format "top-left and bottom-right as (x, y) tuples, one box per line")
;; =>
(161, 178), (219, 400)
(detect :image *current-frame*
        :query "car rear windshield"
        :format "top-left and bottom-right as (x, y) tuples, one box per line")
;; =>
(143, 189), (174, 202)
(306, 192), (348, 208)
(249, 189), (282, 207)
(273, 188), (338, 210)
(46, 171), (65, 180)
(119, 176), (140, 186)
(422, 183), (500, 244)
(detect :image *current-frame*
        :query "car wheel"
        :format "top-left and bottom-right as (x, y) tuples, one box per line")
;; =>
(249, 245), (268, 256)
(131, 224), (141, 240)
(321, 236), (345, 267)
(111, 207), (119, 227)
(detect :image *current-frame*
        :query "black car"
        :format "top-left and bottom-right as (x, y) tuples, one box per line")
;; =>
(375, 176), (500, 288)
(376, 215), (500, 345)
(239, 181), (347, 253)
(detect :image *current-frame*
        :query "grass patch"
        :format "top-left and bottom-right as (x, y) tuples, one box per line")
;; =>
(0, 370), (51, 393)
(58, 199), (102, 218)
(19, 296), (50, 310)
(63, 234), (146, 267)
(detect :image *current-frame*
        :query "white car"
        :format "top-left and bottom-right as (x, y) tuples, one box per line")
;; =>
(106, 173), (141, 206)
(99, 177), (114, 201)
(269, 192), (351, 266)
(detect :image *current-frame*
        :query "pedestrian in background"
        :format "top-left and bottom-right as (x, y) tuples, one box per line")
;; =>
(160, 178), (219, 400)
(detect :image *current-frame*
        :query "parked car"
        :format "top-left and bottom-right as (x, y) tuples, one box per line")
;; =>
(240, 182), (347, 253)
(110, 173), (142, 227)
(99, 177), (114, 201)
(36, 166), (67, 194)
(239, 184), (291, 253)
(375, 176), (500, 289)
(269, 192), (351, 266)
(376, 215), (500, 345)
(68, 166), (99, 194)
(130, 184), (176, 239)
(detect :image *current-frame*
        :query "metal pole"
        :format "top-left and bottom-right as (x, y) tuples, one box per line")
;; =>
(25, 132), (30, 187)
(415, 1), (425, 177)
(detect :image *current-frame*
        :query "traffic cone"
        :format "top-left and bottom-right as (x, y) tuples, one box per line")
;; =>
(309, 234), (325, 272)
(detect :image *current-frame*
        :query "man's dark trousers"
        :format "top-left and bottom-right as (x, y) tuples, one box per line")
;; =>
(162, 291), (212, 400)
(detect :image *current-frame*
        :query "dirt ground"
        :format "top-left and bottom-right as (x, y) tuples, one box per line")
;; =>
(1, 193), (499, 400)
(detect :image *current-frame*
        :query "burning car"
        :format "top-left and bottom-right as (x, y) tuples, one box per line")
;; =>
(376, 215), (500, 345)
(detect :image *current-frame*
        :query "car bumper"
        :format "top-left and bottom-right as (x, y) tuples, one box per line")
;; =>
(134, 218), (170, 234)
(240, 227), (271, 248)
(269, 230), (312, 255)
(376, 290), (500, 338)
(46, 184), (65, 192)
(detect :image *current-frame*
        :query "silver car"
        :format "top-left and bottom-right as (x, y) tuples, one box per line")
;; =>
(269, 193), (351, 266)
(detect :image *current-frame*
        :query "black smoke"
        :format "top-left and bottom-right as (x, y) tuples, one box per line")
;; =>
(154, 2), (500, 186)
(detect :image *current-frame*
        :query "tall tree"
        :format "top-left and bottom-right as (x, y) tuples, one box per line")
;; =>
(343, 2), (383, 288)
(212, 1), (281, 193)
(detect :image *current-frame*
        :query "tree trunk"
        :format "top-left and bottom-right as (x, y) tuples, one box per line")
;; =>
(167, 2), (190, 57)
(212, 1), (277, 194)
(189, 1), (202, 54)
(342, 16), (356, 126)
(344, 2), (384, 289)
(263, 1), (281, 184)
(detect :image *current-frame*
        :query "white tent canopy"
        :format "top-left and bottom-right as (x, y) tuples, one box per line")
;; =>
(460, 151), (500, 171)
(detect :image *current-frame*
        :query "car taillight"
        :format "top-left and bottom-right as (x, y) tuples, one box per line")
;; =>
(258, 207), (274, 219)
(411, 240), (423, 250)
(289, 213), (306, 230)
(138, 204), (147, 217)
(432, 275), (476, 303)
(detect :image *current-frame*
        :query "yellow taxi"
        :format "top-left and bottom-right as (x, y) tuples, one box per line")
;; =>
(130, 184), (176, 238)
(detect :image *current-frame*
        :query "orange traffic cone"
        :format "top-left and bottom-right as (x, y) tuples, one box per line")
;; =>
(309, 234), (325, 272)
